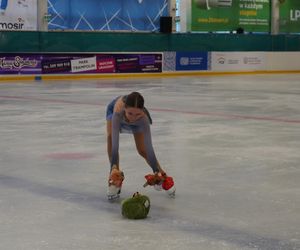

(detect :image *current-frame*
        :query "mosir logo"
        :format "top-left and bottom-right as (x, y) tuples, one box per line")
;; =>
(0, 18), (25, 30)
(290, 9), (300, 21)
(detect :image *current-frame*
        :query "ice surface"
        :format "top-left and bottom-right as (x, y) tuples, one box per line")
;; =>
(0, 74), (300, 250)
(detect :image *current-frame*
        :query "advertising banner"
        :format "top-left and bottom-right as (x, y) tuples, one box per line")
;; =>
(71, 57), (97, 73)
(191, 0), (270, 32)
(0, 54), (41, 74)
(0, 0), (37, 31)
(279, 0), (300, 33)
(211, 52), (266, 71)
(0, 53), (162, 75)
(175, 52), (208, 71)
(47, 0), (168, 32)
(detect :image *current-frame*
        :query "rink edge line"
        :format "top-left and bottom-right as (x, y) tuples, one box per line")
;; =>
(1, 70), (300, 82)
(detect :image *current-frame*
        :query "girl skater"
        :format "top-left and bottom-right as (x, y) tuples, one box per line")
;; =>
(106, 92), (175, 200)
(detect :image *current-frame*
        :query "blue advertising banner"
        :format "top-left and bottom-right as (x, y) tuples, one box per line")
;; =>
(47, 0), (168, 32)
(175, 52), (208, 71)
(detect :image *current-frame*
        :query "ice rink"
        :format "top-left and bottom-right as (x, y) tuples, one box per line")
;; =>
(0, 74), (300, 250)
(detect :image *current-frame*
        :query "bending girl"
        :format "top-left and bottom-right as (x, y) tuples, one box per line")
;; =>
(106, 92), (175, 200)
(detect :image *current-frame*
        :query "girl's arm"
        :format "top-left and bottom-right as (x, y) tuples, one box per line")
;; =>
(139, 117), (160, 173)
(110, 112), (121, 168)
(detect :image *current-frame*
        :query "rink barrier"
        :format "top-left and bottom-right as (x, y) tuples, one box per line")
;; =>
(1, 32), (300, 53)
(1, 70), (300, 82)
(1, 51), (300, 82)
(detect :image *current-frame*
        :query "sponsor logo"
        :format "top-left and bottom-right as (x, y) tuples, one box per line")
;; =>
(0, 17), (25, 30)
(0, 22), (25, 30)
(228, 59), (239, 65)
(243, 57), (262, 65)
(180, 57), (189, 66)
(0, 56), (38, 69)
(71, 57), (97, 73)
(217, 57), (225, 64)
(42, 60), (71, 74)
(0, 18), (25, 30)
(180, 57), (203, 66)
(290, 9), (300, 21)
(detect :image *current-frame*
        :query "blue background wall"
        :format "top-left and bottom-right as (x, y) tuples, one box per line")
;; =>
(48, 0), (168, 31)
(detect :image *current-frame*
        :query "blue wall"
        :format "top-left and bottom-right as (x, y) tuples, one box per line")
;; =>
(48, 0), (168, 32)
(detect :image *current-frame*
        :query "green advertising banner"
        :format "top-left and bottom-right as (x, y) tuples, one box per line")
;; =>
(279, 0), (300, 33)
(191, 0), (270, 32)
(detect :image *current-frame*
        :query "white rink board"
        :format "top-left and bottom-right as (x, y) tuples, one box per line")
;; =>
(211, 52), (267, 72)
(211, 51), (300, 72)
(266, 52), (300, 71)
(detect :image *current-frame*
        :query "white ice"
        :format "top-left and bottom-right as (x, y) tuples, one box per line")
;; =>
(0, 74), (300, 250)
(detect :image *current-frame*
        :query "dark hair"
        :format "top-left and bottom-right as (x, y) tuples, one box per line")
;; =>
(125, 92), (144, 109)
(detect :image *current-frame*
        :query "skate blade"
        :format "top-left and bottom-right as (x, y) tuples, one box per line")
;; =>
(167, 191), (176, 198)
(166, 186), (176, 198)
(107, 193), (120, 201)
